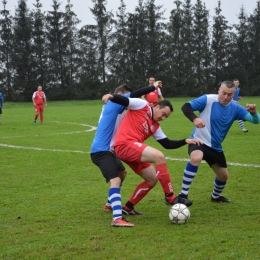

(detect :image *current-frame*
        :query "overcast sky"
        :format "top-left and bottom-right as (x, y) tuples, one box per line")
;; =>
(4, 0), (257, 27)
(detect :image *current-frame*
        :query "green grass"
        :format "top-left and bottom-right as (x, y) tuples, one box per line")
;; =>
(0, 98), (260, 259)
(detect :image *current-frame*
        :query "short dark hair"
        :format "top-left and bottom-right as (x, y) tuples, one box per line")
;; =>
(221, 81), (235, 89)
(114, 84), (133, 94)
(157, 100), (173, 112)
(149, 76), (155, 81)
(233, 79), (239, 81)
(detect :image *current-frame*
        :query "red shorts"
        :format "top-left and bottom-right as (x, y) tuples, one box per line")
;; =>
(115, 141), (151, 174)
(35, 105), (44, 113)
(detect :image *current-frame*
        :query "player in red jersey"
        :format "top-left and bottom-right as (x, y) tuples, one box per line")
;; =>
(32, 86), (47, 124)
(142, 76), (164, 106)
(102, 94), (202, 215)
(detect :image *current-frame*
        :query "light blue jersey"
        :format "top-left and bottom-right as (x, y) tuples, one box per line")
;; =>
(90, 93), (130, 153)
(189, 94), (248, 152)
(233, 87), (240, 102)
(0, 93), (3, 108)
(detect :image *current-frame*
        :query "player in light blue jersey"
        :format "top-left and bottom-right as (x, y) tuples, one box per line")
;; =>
(178, 81), (260, 203)
(90, 82), (162, 227)
(233, 79), (248, 132)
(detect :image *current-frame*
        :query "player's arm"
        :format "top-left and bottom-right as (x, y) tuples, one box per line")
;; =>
(130, 81), (162, 98)
(154, 128), (203, 149)
(182, 102), (205, 128)
(181, 103), (198, 122)
(102, 95), (147, 111)
(244, 104), (260, 124)
(102, 94), (129, 106)
(32, 93), (36, 106)
(44, 95), (47, 106)
(130, 86), (155, 98)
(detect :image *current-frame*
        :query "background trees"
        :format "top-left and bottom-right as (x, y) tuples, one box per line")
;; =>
(0, 0), (259, 101)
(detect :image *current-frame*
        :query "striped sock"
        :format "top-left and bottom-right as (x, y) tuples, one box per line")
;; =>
(238, 120), (245, 129)
(106, 179), (124, 206)
(180, 162), (198, 196)
(109, 187), (122, 220)
(212, 178), (226, 199)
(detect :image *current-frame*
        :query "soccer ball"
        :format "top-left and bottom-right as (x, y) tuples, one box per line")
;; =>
(169, 203), (190, 224)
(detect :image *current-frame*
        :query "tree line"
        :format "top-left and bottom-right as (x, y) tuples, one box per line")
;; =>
(0, 0), (260, 101)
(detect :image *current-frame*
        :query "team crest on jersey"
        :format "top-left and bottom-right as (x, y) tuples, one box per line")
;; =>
(150, 125), (154, 132)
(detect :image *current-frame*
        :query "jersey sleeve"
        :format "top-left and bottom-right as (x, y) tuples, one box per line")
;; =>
(189, 95), (207, 112)
(128, 98), (148, 110)
(244, 112), (260, 124)
(152, 127), (166, 140)
(158, 88), (162, 95)
(32, 92), (36, 98)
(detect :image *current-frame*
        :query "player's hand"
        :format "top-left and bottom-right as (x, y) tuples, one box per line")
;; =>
(185, 138), (203, 145)
(154, 81), (162, 89)
(246, 103), (257, 114)
(193, 118), (205, 128)
(102, 94), (113, 104)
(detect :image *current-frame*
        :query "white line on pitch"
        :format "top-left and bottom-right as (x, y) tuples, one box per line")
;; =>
(165, 157), (260, 168)
(0, 143), (88, 154)
(0, 143), (259, 168)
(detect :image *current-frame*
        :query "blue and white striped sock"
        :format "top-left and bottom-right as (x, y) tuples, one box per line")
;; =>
(212, 178), (226, 198)
(238, 120), (245, 129)
(180, 162), (198, 196)
(106, 180), (124, 206)
(109, 187), (122, 220)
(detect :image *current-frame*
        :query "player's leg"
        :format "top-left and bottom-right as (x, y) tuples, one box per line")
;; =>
(90, 151), (134, 227)
(211, 164), (230, 203)
(104, 158), (127, 211)
(210, 151), (230, 203)
(179, 144), (203, 198)
(33, 106), (40, 124)
(40, 106), (44, 124)
(238, 120), (248, 132)
(141, 146), (192, 206)
(122, 164), (156, 215)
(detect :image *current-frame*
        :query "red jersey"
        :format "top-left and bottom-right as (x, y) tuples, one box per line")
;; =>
(115, 99), (165, 146)
(145, 89), (162, 105)
(33, 91), (46, 105)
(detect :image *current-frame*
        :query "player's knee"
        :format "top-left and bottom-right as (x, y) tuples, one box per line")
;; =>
(153, 150), (165, 164)
(109, 177), (121, 187)
(119, 170), (127, 180)
(147, 177), (158, 187)
(190, 155), (202, 166)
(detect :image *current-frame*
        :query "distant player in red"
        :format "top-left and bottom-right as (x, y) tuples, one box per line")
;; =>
(142, 76), (164, 106)
(32, 86), (47, 124)
(102, 94), (202, 215)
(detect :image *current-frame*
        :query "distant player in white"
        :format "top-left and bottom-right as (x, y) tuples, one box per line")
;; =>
(179, 80), (260, 203)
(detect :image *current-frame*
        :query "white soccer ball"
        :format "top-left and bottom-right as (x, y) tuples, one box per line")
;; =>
(169, 203), (190, 224)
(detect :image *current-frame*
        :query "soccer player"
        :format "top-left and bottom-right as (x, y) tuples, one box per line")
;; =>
(102, 94), (202, 215)
(90, 82), (163, 227)
(32, 86), (47, 124)
(141, 76), (164, 106)
(233, 79), (248, 132)
(178, 81), (260, 203)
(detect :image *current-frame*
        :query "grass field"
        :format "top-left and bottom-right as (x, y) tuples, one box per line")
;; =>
(1, 98), (260, 260)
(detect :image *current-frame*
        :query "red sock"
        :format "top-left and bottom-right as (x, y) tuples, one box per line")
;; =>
(156, 163), (174, 194)
(34, 114), (38, 121)
(128, 181), (153, 206)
